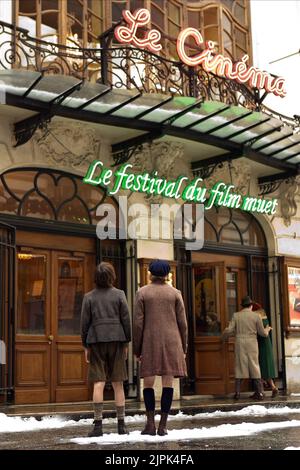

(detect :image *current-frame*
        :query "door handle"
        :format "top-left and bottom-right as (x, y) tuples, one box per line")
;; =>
(48, 335), (54, 342)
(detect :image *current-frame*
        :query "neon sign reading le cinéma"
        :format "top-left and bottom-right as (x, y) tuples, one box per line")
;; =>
(114, 8), (286, 98)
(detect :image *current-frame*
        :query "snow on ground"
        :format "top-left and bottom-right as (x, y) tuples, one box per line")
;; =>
(285, 447), (300, 450)
(1, 405), (300, 433)
(70, 420), (300, 446)
(0, 414), (93, 433)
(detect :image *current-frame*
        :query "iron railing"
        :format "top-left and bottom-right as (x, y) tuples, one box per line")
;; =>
(0, 19), (258, 109)
(0, 21), (299, 136)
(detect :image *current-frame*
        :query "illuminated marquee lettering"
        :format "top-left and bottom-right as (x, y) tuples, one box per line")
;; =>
(83, 160), (278, 216)
(114, 9), (286, 97)
(176, 29), (286, 97)
(114, 8), (162, 53)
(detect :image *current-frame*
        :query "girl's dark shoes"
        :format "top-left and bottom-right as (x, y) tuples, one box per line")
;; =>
(157, 412), (169, 436)
(88, 420), (103, 437)
(141, 410), (156, 435)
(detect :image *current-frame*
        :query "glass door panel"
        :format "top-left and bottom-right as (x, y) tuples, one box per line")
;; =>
(193, 265), (221, 336)
(57, 256), (84, 336)
(17, 252), (47, 335)
(226, 270), (238, 322)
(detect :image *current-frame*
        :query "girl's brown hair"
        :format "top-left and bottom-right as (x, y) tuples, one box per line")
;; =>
(95, 262), (116, 288)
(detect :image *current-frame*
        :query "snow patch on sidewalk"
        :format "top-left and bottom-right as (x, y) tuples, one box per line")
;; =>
(285, 447), (300, 450)
(1, 405), (300, 434)
(70, 420), (300, 446)
(191, 405), (300, 419)
(0, 413), (92, 433)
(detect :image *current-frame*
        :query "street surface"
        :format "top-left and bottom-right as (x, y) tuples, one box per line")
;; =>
(1, 406), (300, 450)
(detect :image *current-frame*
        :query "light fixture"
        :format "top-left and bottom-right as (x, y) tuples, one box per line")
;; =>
(17, 254), (33, 260)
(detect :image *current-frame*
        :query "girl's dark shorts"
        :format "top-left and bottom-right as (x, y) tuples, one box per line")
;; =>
(88, 342), (128, 383)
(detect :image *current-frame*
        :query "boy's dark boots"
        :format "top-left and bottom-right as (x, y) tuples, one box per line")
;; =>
(141, 388), (156, 435)
(89, 402), (103, 437)
(157, 387), (174, 436)
(117, 419), (129, 435)
(116, 405), (129, 434)
(88, 420), (103, 437)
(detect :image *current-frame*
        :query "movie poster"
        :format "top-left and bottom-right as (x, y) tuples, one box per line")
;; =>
(288, 267), (300, 327)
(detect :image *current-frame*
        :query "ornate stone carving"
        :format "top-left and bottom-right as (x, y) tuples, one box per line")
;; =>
(131, 141), (190, 204)
(33, 121), (102, 169)
(280, 177), (300, 226)
(130, 142), (191, 204)
(132, 141), (189, 178)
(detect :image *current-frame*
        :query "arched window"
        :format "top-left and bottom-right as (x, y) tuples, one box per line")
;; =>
(0, 168), (117, 226)
(204, 206), (266, 247)
(187, 0), (251, 61)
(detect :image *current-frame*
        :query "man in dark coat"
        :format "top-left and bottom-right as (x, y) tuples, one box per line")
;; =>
(133, 259), (187, 436)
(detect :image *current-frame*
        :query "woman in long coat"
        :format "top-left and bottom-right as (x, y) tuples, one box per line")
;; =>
(252, 302), (278, 397)
(133, 260), (187, 436)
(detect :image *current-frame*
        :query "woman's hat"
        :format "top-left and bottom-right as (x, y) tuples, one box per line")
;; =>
(252, 302), (262, 311)
(241, 295), (253, 307)
(149, 259), (171, 277)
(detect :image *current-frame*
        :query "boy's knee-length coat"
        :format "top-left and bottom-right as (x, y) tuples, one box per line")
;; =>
(133, 282), (188, 378)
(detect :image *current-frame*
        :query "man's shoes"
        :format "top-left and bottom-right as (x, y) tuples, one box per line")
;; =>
(272, 387), (279, 398)
(252, 392), (264, 401)
(234, 392), (240, 400)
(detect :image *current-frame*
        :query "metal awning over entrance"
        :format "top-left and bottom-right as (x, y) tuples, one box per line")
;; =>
(1, 70), (299, 182)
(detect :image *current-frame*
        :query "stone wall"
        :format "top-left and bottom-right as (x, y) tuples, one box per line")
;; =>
(270, 181), (300, 393)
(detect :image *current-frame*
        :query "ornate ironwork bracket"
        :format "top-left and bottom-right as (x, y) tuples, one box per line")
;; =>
(13, 81), (83, 147)
(112, 145), (144, 166)
(192, 161), (225, 180)
(14, 112), (52, 147)
(258, 180), (286, 196)
(258, 173), (296, 195)
(112, 130), (163, 166)
(191, 152), (240, 180)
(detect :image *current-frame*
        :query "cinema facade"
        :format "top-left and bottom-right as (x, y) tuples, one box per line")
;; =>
(0, 0), (300, 406)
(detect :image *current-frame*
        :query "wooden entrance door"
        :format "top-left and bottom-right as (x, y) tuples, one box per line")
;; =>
(192, 253), (247, 395)
(15, 232), (95, 404)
